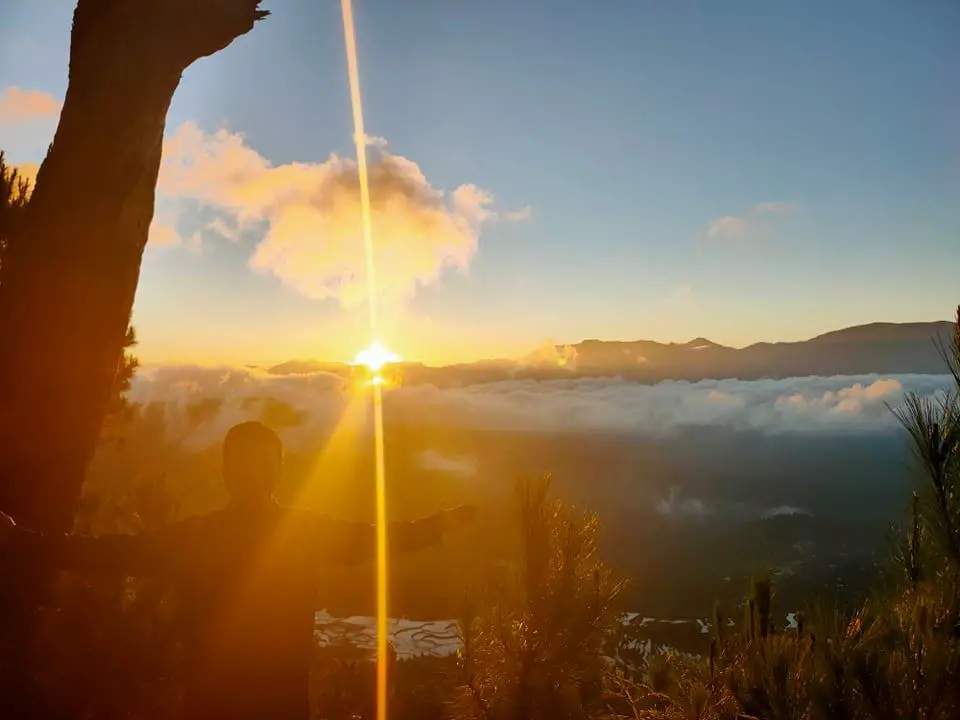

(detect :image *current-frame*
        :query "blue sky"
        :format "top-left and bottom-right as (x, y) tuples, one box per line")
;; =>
(1, 0), (958, 364)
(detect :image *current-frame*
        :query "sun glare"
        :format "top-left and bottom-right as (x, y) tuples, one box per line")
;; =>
(352, 340), (402, 372)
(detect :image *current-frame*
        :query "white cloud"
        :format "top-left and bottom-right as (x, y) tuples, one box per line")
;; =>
(128, 367), (954, 451)
(410, 374), (918, 436)
(656, 486), (712, 517)
(762, 506), (809, 520)
(706, 201), (795, 242)
(0, 87), (60, 184)
(129, 364), (347, 451)
(520, 340), (578, 370)
(147, 218), (181, 247)
(0, 87), (60, 125)
(706, 215), (748, 240)
(501, 205), (533, 222)
(152, 122), (528, 305)
(0, 89), (531, 274)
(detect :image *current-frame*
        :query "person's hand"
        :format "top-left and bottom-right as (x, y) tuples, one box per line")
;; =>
(439, 504), (477, 532)
(0, 510), (16, 542)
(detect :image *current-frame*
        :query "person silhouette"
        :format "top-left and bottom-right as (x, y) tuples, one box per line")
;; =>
(0, 420), (476, 720)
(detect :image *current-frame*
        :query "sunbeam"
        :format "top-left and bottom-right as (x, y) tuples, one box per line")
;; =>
(340, 2), (391, 719)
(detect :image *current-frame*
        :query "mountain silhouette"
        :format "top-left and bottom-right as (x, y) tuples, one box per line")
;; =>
(568, 321), (954, 380)
(267, 320), (954, 386)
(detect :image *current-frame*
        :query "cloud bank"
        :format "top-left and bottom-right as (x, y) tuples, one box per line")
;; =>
(394, 374), (949, 436)
(152, 123), (523, 306)
(128, 367), (954, 451)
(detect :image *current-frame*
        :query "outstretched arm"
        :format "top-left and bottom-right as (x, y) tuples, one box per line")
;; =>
(0, 509), (190, 575)
(314, 505), (476, 567)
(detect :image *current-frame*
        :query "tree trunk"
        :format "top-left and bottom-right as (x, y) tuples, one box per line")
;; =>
(0, 0), (268, 531)
(0, 2), (267, 716)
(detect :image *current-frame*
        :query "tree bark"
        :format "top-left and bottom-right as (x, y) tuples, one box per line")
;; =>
(0, 2), (267, 716)
(0, 0), (268, 531)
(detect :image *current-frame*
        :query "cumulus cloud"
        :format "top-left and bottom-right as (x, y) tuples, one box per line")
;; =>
(127, 367), (954, 451)
(706, 201), (794, 242)
(775, 377), (904, 415)
(152, 122), (527, 304)
(0, 87), (60, 125)
(0, 87), (60, 187)
(520, 341), (578, 370)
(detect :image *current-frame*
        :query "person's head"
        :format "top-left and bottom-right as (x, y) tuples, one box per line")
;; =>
(222, 421), (283, 508)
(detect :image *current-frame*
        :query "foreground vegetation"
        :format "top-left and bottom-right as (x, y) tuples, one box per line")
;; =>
(609, 310), (960, 720)
(313, 312), (960, 720)
(2, 308), (953, 720)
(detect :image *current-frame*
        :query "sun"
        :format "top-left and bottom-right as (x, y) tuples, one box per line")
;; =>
(352, 340), (402, 373)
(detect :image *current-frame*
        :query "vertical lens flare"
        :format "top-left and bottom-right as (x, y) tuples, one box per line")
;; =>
(340, 3), (390, 720)
(370, 380), (388, 719)
(341, 0), (378, 341)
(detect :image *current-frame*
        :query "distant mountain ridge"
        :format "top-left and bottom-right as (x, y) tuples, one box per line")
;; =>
(268, 320), (954, 386)
(565, 320), (955, 380)
(807, 322), (954, 344)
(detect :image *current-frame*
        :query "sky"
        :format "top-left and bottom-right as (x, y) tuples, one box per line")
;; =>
(1, 0), (958, 366)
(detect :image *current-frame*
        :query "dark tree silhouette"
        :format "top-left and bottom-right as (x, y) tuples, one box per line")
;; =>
(2, 156), (142, 434)
(0, 0), (268, 533)
(106, 326), (140, 418)
(0, 152), (31, 278)
(0, 4), (267, 717)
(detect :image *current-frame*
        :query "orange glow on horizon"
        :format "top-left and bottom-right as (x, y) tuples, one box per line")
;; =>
(352, 340), (402, 372)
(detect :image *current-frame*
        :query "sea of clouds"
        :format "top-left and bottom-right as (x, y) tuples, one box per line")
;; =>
(129, 365), (954, 451)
